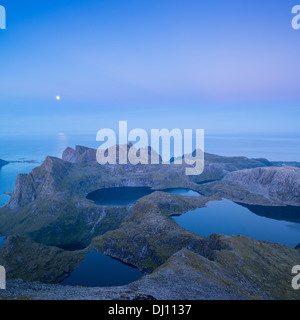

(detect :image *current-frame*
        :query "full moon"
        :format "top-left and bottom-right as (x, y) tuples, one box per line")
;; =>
(56, 96), (60, 101)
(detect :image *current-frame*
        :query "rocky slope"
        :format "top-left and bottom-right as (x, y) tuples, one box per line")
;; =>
(91, 192), (216, 273)
(62, 145), (97, 163)
(1, 234), (299, 300)
(0, 235), (87, 283)
(0, 145), (299, 300)
(190, 152), (273, 183)
(62, 144), (163, 164)
(223, 166), (300, 206)
(0, 145), (273, 246)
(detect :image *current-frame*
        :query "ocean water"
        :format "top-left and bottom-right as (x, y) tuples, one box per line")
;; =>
(172, 199), (300, 247)
(205, 135), (300, 162)
(1, 132), (299, 162)
(0, 134), (100, 162)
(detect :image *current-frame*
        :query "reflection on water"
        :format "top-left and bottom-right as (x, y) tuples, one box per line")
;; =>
(172, 199), (300, 247)
(87, 187), (202, 206)
(162, 188), (201, 197)
(237, 203), (300, 223)
(87, 187), (154, 206)
(53, 242), (86, 251)
(61, 250), (143, 287)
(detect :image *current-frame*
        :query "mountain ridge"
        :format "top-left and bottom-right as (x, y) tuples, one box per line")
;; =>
(0, 145), (299, 300)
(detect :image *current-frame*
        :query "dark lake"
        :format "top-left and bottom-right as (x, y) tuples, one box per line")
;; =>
(172, 199), (300, 247)
(87, 187), (201, 206)
(61, 250), (143, 287)
(55, 242), (86, 251)
(87, 187), (154, 206)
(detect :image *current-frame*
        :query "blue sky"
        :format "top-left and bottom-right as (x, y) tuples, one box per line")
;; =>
(0, 0), (300, 136)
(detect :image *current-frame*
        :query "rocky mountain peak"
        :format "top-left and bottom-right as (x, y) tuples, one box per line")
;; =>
(223, 166), (300, 206)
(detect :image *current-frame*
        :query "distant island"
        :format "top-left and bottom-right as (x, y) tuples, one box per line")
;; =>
(0, 159), (40, 168)
(271, 161), (300, 168)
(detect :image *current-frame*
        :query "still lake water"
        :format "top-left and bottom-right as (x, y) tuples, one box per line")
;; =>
(87, 187), (202, 206)
(172, 199), (300, 247)
(61, 250), (143, 287)
(162, 188), (201, 197)
(87, 187), (155, 206)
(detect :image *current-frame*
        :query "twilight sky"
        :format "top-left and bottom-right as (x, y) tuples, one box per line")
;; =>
(0, 0), (300, 136)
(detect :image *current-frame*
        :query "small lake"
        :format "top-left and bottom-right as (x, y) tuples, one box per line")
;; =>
(172, 199), (300, 247)
(61, 250), (143, 287)
(87, 187), (154, 206)
(87, 187), (201, 206)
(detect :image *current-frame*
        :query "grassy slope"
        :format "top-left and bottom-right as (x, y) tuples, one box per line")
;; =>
(0, 235), (87, 283)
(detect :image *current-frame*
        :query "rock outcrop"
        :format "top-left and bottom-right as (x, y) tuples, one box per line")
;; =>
(223, 166), (300, 206)
(62, 146), (97, 163)
(188, 152), (273, 183)
(6, 145), (273, 211)
(62, 144), (164, 164)
(91, 192), (214, 273)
